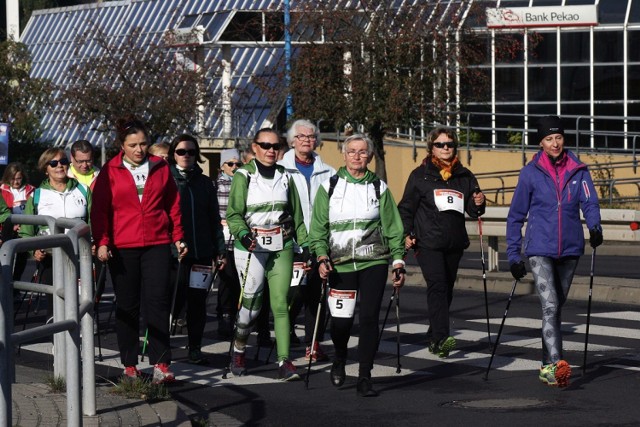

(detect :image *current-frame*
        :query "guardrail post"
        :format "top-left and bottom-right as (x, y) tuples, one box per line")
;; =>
(53, 243), (66, 378)
(63, 243), (82, 426)
(78, 234), (96, 416)
(0, 248), (14, 424)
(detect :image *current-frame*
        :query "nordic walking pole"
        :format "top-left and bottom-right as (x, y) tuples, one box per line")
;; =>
(94, 261), (108, 362)
(377, 288), (396, 350)
(305, 277), (328, 389)
(484, 279), (519, 380)
(170, 260), (183, 336)
(582, 247), (596, 374)
(222, 251), (253, 379)
(395, 285), (401, 374)
(478, 215), (492, 346)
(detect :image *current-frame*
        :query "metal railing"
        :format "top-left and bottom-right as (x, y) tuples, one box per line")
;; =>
(0, 215), (95, 426)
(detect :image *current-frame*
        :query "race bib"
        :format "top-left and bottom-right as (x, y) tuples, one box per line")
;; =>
(254, 226), (284, 252)
(433, 189), (464, 214)
(189, 264), (214, 290)
(290, 262), (307, 287)
(327, 288), (357, 318)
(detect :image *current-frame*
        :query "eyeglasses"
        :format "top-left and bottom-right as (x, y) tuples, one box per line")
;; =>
(175, 149), (197, 156)
(48, 158), (70, 168)
(346, 150), (369, 158)
(432, 141), (457, 149)
(74, 159), (93, 165)
(295, 134), (317, 142)
(225, 162), (243, 167)
(254, 142), (282, 151)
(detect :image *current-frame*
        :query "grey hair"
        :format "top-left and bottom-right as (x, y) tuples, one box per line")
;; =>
(342, 134), (374, 157)
(286, 119), (320, 147)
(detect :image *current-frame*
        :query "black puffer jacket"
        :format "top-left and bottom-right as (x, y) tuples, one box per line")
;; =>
(170, 164), (225, 260)
(397, 158), (485, 251)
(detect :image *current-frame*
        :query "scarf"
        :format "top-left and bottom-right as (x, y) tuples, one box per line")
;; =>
(430, 155), (460, 181)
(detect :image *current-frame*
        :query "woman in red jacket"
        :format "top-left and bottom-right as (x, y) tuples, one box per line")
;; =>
(91, 116), (187, 384)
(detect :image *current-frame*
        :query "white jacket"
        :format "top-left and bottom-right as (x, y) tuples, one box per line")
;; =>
(278, 149), (336, 231)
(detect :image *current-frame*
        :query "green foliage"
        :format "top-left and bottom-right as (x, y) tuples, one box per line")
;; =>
(506, 126), (523, 147)
(458, 126), (484, 147)
(112, 376), (170, 402)
(45, 374), (66, 393)
(588, 154), (620, 206)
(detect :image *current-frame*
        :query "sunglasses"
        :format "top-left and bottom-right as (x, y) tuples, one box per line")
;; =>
(225, 162), (243, 167)
(254, 142), (282, 151)
(48, 158), (70, 168)
(433, 141), (457, 149)
(175, 149), (197, 156)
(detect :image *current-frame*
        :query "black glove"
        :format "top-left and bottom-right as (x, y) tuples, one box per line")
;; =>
(240, 233), (256, 251)
(510, 261), (526, 280)
(589, 226), (603, 248)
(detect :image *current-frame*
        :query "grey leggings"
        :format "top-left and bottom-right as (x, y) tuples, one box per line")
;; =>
(529, 256), (579, 365)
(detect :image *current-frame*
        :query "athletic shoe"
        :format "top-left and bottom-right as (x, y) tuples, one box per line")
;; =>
(123, 366), (141, 379)
(305, 342), (329, 362)
(330, 359), (346, 387)
(152, 363), (175, 384)
(277, 359), (300, 381)
(229, 351), (247, 376)
(356, 377), (379, 397)
(188, 347), (210, 365)
(437, 336), (456, 358)
(427, 341), (437, 355)
(539, 360), (572, 387)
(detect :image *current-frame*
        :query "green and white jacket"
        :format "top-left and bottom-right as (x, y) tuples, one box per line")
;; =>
(226, 160), (308, 251)
(309, 167), (405, 273)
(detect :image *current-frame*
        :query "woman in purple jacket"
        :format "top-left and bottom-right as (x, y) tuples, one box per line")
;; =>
(506, 115), (602, 388)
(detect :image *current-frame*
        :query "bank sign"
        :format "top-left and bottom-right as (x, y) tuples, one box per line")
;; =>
(486, 5), (598, 28)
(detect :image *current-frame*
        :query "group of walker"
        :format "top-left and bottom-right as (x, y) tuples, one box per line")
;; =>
(6, 114), (602, 396)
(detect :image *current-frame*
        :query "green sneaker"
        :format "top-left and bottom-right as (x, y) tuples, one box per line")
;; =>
(539, 360), (571, 387)
(437, 336), (456, 358)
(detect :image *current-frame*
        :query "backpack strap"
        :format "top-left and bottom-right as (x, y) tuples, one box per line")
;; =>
(372, 177), (381, 200)
(33, 188), (40, 214)
(327, 174), (339, 199)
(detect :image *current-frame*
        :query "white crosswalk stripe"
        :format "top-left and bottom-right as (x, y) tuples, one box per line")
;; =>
(19, 311), (640, 386)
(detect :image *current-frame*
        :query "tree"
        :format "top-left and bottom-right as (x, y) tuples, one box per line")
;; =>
(262, 1), (533, 181)
(57, 21), (218, 145)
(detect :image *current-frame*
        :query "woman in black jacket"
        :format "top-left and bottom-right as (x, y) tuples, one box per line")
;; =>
(168, 134), (227, 364)
(397, 127), (485, 358)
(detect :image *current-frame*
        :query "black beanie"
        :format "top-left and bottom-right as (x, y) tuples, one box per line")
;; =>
(536, 116), (564, 142)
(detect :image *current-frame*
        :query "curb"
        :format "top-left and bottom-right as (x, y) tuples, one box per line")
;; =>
(404, 266), (640, 305)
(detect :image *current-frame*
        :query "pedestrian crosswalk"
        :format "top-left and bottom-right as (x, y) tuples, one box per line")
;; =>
(18, 309), (640, 387)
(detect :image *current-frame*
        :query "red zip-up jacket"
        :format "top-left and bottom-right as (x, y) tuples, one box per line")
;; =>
(90, 151), (184, 249)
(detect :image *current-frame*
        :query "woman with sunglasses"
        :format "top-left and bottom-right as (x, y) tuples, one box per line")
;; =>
(19, 148), (91, 319)
(309, 134), (406, 397)
(226, 128), (310, 381)
(167, 134), (227, 364)
(91, 116), (187, 384)
(397, 127), (485, 359)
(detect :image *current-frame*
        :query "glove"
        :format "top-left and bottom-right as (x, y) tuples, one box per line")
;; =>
(510, 261), (526, 280)
(589, 226), (603, 248)
(240, 233), (256, 251)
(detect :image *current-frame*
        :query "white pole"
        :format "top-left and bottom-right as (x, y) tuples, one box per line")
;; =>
(6, 0), (20, 41)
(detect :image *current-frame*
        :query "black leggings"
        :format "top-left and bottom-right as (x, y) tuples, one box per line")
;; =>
(329, 264), (387, 379)
(109, 245), (172, 366)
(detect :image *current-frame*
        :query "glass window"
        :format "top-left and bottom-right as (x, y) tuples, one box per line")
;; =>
(594, 31), (623, 63)
(564, 0), (596, 5)
(179, 15), (199, 29)
(593, 106), (626, 151)
(560, 31), (590, 63)
(630, 0), (640, 23)
(598, 1), (629, 24)
(528, 66), (557, 101)
(498, 0), (530, 6)
(529, 31), (556, 64)
(495, 67), (524, 101)
(495, 34), (525, 63)
(628, 31), (640, 62)
(627, 65), (640, 101)
(561, 66), (590, 101)
(532, 0), (562, 5)
(594, 66), (623, 101)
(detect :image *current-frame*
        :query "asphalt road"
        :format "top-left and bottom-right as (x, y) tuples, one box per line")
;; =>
(14, 283), (640, 426)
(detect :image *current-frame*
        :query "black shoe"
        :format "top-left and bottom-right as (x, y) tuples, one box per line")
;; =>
(330, 359), (346, 388)
(356, 377), (378, 397)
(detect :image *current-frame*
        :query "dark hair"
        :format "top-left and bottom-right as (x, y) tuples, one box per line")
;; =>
(168, 134), (203, 165)
(114, 115), (149, 149)
(252, 128), (281, 145)
(70, 139), (94, 157)
(1, 162), (29, 186)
